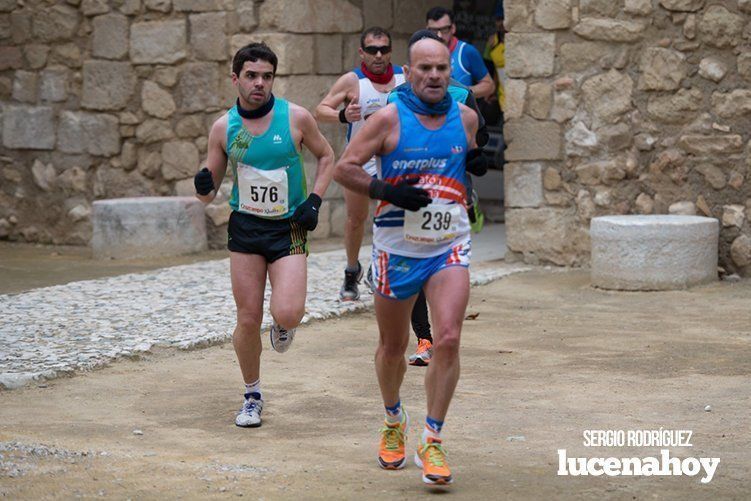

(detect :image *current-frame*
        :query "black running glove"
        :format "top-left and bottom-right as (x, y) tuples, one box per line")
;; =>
(369, 178), (431, 212)
(194, 167), (215, 195)
(466, 148), (489, 177)
(291, 193), (322, 231)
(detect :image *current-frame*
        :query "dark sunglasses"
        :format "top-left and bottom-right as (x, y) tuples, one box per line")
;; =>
(362, 45), (392, 55)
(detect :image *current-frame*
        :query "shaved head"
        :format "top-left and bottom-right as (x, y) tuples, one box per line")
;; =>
(407, 37), (449, 65)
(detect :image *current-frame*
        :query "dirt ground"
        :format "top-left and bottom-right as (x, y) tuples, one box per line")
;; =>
(1, 269), (750, 500)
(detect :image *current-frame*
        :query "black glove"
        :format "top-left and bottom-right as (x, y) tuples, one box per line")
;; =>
(466, 148), (489, 177)
(369, 178), (431, 212)
(194, 167), (215, 195)
(291, 193), (322, 231)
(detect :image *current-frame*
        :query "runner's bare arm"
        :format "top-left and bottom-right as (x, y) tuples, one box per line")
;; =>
(470, 74), (495, 100)
(334, 105), (398, 196)
(314, 73), (359, 123)
(292, 105), (335, 198)
(196, 115), (228, 204)
(459, 103), (479, 150)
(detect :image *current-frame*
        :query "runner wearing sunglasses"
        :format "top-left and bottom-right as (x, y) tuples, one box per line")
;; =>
(315, 27), (406, 301)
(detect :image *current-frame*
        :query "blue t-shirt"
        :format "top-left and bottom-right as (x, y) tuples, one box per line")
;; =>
(451, 40), (488, 87)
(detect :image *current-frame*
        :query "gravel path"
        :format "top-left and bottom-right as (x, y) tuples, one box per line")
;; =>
(0, 247), (527, 389)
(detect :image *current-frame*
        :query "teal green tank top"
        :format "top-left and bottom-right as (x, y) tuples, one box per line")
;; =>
(226, 98), (307, 219)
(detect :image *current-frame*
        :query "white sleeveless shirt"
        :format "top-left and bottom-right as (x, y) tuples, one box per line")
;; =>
(346, 66), (405, 176)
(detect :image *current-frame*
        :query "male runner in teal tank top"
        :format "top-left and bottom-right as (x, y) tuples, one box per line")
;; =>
(193, 43), (335, 428)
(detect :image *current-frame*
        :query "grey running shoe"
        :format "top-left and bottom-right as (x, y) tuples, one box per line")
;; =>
(363, 264), (375, 294)
(270, 322), (296, 353)
(339, 261), (363, 301)
(235, 393), (263, 428)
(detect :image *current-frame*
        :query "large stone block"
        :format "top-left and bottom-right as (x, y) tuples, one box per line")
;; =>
(260, 0), (361, 33)
(560, 42), (628, 72)
(646, 88), (702, 124)
(0, 46), (22, 70)
(699, 5), (744, 48)
(39, 67), (69, 103)
(582, 70), (633, 125)
(58, 111), (121, 156)
(678, 134), (743, 154)
(161, 140), (199, 180)
(364, 0), (393, 29)
(173, 0), (233, 12)
(142, 81), (177, 118)
(591, 215), (718, 290)
(177, 62), (220, 112)
(92, 13), (129, 60)
(659, 0), (704, 11)
(711, 90), (751, 118)
(2, 105), (55, 150)
(81, 60), (136, 110)
(535, 0), (571, 30)
(82, 0), (110, 16)
(130, 20), (187, 64)
(580, 0), (620, 16)
(504, 117), (562, 161)
(506, 33), (555, 78)
(315, 34), (343, 75)
(504, 79), (526, 119)
(504, 163), (542, 208)
(573, 18), (646, 43)
(638, 48), (687, 91)
(12, 70), (37, 103)
(190, 12), (227, 61)
(32, 4), (79, 42)
(272, 75), (338, 111)
(625, 0), (654, 15)
(506, 207), (589, 266)
(92, 197), (207, 259)
(231, 33), (314, 75)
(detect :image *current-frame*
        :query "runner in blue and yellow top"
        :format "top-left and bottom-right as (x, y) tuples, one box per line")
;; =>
(193, 42), (334, 429)
(335, 35), (482, 487)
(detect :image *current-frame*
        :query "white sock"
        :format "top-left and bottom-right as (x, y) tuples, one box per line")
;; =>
(422, 424), (440, 443)
(244, 379), (261, 398)
(384, 401), (403, 425)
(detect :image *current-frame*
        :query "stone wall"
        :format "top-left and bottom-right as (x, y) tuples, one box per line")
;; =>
(504, 0), (751, 275)
(0, 0), (449, 247)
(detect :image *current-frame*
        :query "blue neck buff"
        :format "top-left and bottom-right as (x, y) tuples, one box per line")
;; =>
(395, 84), (452, 116)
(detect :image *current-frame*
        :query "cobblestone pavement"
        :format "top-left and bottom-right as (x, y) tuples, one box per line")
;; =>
(0, 247), (527, 389)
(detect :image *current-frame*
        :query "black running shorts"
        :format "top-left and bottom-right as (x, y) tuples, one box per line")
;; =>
(227, 210), (308, 262)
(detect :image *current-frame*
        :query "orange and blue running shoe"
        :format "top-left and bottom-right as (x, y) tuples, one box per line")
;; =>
(414, 436), (453, 485)
(378, 410), (409, 470)
(408, 339), (433, 367)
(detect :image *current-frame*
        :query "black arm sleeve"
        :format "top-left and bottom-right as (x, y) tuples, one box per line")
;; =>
(464, 90), (489, 148)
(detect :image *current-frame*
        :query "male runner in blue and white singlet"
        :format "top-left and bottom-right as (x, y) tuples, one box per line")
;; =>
(334, 36), (479, 486)
(316, 27), (406, 301)
(194, 43), (335, 428)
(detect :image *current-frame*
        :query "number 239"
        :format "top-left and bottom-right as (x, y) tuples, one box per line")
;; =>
(421, 211), (451, 230)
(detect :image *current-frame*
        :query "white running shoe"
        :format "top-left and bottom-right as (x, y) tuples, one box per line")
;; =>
(235, 394), (263, 428)
(270, 322), (296, 353)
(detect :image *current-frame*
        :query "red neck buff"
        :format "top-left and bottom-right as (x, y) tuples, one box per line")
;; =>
(448, 36), (458, 52)
(360, 62), (394, 85)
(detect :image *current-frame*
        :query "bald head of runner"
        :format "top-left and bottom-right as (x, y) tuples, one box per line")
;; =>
(404, 37), (451, 104)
